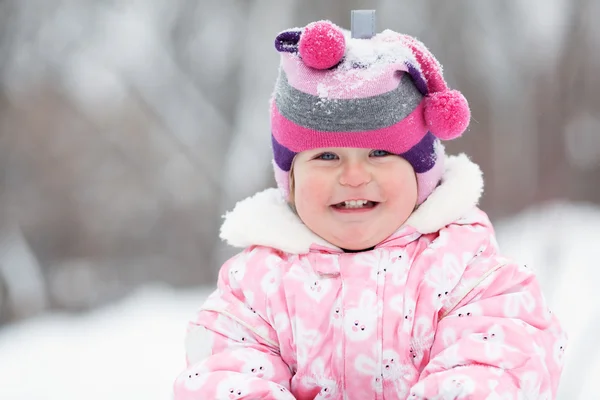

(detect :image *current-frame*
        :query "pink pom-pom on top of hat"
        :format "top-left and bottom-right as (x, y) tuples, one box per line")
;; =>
(298, 21), (346, 70)
(275, 20), (347, 70)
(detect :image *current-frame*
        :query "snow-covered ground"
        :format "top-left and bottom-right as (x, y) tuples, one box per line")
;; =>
(0, 285), (209, 400)
(0, 202), (598, 399)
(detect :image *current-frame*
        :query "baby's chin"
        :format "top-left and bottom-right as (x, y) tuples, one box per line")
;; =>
(304, 218), (405, 250)
(326, 233), (385, 252)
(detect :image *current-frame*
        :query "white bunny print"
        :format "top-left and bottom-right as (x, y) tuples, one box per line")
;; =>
(236, 350), (276, 380)
(408, 374), (475, 399)
(177, 361), (209, 392)
(215, 374), (251, 399)
(288, 259), (333, 302)
(503, 288), (536, 318)
(266, 382), (296, 400)
(304, 275), (333, 302)
(437, 342), (463, 370)
(260, 254), (283, 296)
(227, 255), (247, 289)
(353, 251), (384, 285)
(272, 312), (291, 333)
(425, 253), (463, 308)
(421, 229), (451, 255)
(294, 318), (322, 365)
(355, 346), (411, 396)
(354, 344), (384, 393)
(517, 371), (552, 400)
(214, 313), (259, 348)
(471, 324), (518, 367)
(451, 303), (483, 318)
(436, 325), (473, 370)
(439, 373), (476, 398)
(343, 290), (379, 342)
(302, 357), (339, 399)
(382, 349), (412, 382)
(388, 249), (411, 286)
(330, 299), (343, 328)
(411, 316), (435, 359)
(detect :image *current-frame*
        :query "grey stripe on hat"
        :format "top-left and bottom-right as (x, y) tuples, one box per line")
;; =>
(274, 71), (423, 132)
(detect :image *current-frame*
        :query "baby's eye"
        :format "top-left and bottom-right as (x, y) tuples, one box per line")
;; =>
(370, 149), (391, 157)
(316, 152), (338, 160)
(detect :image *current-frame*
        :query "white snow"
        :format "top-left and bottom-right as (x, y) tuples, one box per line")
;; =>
(0, 202), (598, 399)
(0, 285), (209, 400)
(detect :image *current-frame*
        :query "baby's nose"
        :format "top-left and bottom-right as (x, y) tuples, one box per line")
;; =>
(339, 162), (371, 186)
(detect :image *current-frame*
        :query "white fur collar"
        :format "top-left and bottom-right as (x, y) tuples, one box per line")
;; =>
(220, 154), (483, 254)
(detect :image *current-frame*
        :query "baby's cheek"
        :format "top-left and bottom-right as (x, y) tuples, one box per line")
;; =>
(295, 176), (330, 207)
(388, 177), (417, 209)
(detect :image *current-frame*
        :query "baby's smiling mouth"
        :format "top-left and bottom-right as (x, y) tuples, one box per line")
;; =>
(332, 200), (379, 209)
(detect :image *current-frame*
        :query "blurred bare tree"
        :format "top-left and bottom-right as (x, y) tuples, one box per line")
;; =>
(0, 0), (598, 323)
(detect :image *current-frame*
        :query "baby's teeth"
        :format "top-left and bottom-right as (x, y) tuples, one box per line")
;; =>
(343, 200), (368, 208)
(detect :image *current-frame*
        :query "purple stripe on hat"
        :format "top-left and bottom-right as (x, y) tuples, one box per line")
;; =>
(400, 132), (437, 173)
(272, 135), (297, 171)
(274, 131), (436, 174)
(406, 62), (428, 96)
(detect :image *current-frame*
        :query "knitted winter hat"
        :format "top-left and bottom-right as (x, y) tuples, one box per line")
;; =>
(271, 16), (470, 205)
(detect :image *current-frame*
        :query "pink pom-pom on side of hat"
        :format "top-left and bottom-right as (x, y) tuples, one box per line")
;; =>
(424, 90), (471, 140)
(298, 21), (346, 70)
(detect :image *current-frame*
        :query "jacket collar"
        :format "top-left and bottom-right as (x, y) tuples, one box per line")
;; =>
(219, 154), (484, 255)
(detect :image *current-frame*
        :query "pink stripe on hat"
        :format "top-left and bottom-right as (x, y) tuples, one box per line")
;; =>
(271, 101), (428, 154)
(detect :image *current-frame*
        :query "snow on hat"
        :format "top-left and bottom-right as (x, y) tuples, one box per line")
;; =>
(270, 16), (470, 205)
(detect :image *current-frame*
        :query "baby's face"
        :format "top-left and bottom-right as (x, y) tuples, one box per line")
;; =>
(292, 147), (417, 250)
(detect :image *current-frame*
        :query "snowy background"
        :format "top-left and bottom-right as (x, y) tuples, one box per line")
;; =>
(0, 0), (599, 399)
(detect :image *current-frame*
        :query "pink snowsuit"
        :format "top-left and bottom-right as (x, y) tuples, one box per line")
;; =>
(173, 155), (565, 399)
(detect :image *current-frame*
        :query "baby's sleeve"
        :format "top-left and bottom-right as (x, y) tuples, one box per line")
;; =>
(409, 247), (566, 399)
(173, 249), (295, 400)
